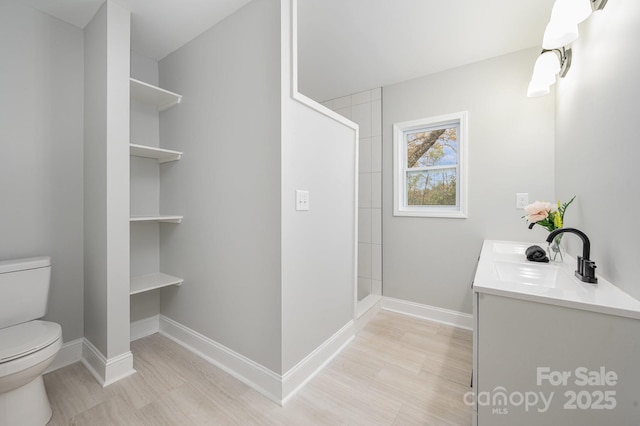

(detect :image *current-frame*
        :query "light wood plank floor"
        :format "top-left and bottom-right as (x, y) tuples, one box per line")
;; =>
(44, 311), (472, 425)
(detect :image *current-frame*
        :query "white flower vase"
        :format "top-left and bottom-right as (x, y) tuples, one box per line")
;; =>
(548, 234), (564, 262)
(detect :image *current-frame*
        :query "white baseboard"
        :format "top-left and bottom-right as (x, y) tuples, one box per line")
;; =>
(382, 297), (472, 330)
(130, 314), (160, 341)
(159, 315), (283, 403)
(159, 315), (354, 405)
(281, 320), (354, 404)
(81, 339), (136, 387)
(44, 314), (356, 401)
(355, 294), (383, 333)
(44, 338), (139, 384)
(45, 338), (84, 374)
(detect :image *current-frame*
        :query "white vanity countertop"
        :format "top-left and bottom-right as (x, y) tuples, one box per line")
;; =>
(473, 240), (640, 319)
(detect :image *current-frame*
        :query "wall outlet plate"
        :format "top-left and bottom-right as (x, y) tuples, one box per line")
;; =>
(296, 190), (309, 211)
(516, 193), (529, 209)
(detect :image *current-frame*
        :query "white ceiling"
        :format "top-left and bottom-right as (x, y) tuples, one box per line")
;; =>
(22, 0), (253, 59)
(297, 0), (556, 101)
(23, 0), (556, 102)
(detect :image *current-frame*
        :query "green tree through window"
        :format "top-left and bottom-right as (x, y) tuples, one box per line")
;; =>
(393, 111), (467, 218)
(406, 127), (457, 206)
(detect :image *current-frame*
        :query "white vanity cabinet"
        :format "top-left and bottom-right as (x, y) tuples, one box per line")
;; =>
(472, 240), (640, 426)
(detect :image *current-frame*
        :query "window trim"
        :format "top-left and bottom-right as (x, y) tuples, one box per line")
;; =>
(393, 111), (468, 218)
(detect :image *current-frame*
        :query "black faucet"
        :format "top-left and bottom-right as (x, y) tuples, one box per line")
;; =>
(546, 228), (598, 284)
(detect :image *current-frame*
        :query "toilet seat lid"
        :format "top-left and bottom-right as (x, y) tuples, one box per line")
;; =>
(0, 320), (62, 364)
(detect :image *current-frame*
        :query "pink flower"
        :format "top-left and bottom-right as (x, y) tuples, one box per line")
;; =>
(524, 201), (557, 223)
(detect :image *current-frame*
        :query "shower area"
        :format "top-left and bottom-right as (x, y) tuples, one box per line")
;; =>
(321, 88), (383, 315)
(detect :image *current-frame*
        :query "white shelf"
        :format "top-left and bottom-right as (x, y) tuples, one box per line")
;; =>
(130, 78), (182, 111)
(130, 215), (183, 223)
(130, 272), (183, 295)
(130, 143), (182, 163)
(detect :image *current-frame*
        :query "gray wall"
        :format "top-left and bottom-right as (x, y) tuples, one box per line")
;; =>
(83, 0), (108, 353)
(280, 0), (357, 374)
(556, 0), (640, 299)
(383, 48), (556, 314)
(158, 0), (283, 373)
(270, 0), (357, 373)
(0, 0), (84, 342)
(158, 0), (356, 375)
(83, 0), (131, 357)
(280, 100), (357, 373)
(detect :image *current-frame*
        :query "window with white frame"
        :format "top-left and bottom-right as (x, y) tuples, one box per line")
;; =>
(393, 111), (468, 218)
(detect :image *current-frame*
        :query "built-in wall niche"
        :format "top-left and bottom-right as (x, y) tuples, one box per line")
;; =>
(129, 78), (184, 295)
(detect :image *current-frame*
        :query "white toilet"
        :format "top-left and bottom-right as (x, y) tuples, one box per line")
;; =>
(0, 256), (62, 426)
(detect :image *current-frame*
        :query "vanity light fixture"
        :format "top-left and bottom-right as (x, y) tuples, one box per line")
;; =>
(527, 0), (608, 97)
(527, 48), (572, 97)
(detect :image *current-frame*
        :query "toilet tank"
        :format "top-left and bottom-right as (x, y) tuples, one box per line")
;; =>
(0, 256), (51, 329)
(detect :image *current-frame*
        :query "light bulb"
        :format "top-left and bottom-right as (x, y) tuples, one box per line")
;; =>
(536, 51), (561, 80)
(527, 51), (562, 97)
(527, 81), (551, 97)
(531, 51), (561, 85)
(563, 0), (593, 24)
(542, 0), (592, 48)
(543, 19), (579, 49)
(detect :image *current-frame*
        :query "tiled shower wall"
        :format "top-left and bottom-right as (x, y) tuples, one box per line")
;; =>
(322, 88), (382, 301)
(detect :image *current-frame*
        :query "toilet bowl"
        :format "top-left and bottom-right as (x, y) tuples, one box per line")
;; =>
(0, 320), (62, 426)
(0, 257), (62, 426)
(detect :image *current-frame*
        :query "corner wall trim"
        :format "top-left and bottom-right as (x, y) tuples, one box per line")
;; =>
(159, 315), (283, 403)
(159, 315), (355, 405)
(80, 339), (136, 387)
(382, 297), (473, 330)
(355, 295), (383, 333)
(281, 320), (354, 404)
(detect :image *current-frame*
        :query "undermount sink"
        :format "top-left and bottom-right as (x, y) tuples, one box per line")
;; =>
(493, 260), (560, 287)
(492, 242), (529, 256)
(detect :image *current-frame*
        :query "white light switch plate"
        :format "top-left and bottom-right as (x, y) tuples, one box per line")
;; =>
(296, 190), (309, 211)
(516, 193), (529, 209)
